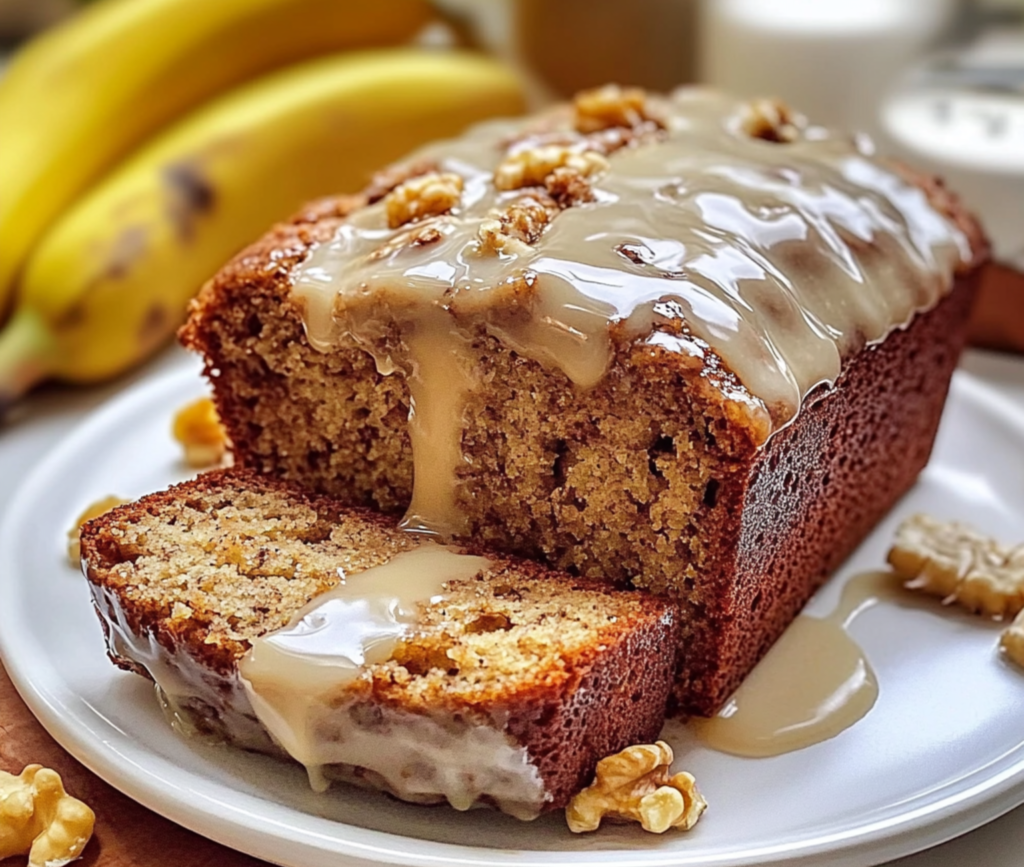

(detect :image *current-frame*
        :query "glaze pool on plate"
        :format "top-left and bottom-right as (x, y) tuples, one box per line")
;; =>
(0, 368), (1023, 867)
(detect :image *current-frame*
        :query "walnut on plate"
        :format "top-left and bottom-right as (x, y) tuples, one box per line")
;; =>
(172, 396), (229, 469)
(0, 765), (95, 867)
(566, 741), (707, 834)
(66, 495), (128, 566)
(1001, 612), (1024, 668)
(888, 513), (1024, 619)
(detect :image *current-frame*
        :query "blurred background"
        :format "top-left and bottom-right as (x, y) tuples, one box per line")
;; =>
(0, 0), (1021, 407)
(454, 0), (1024, 269)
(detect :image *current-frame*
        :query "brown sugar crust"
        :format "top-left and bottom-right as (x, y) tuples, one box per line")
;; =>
(688, 275), (977, 710)
(80, 469), (678, 810)
(179, 161), (986, 716)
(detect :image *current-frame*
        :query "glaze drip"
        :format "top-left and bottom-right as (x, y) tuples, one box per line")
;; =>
(239, 543), (490, 786)
(692, 570), (905, 757)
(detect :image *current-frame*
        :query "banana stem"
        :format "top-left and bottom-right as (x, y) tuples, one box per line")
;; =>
(0, 307), (58, 417)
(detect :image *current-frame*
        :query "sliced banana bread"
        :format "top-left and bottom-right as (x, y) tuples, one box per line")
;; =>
(79, 469), (678, 818)
(179, 86), (987, 715)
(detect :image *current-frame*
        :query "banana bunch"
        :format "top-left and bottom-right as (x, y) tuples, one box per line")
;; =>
(0, 0), (525, 409)
(0, 0), (433, 312)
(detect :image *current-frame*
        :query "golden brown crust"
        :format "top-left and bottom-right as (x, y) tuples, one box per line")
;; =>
(969, 260), (1024, 354)
(679, 274), (978, 711)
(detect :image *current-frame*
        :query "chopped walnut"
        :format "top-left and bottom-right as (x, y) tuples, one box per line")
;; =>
(545, 165), (596, 208)
(494, 145), (608, 192)
(477, 220), (532, 257)
(0, 765), (95, 867)
(363, 159), (438, 204)
(172, 396), (228, 469)
(1001, 611), (1024, 668)
(476, 193), (557, 256)
(566, 741), (707, 834)
(574, 84), (659, 133)
(66, 495), (128, 566)
(506, 194), (558, 242)
(888, 514), (1024, 619)
(384, 171), (463, 229)
(738, 98), (805, 143)
(410, 226), (443, 248)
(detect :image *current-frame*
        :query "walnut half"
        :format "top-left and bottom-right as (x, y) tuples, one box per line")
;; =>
(172, 396), (228, 469)
(888, 514), (1024, 619)
(0, 765), (95, 867)
(384, 171), (463, 229)
(566, 741), (707, 834)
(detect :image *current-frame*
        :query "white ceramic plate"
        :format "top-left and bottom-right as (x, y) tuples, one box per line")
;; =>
(2, 367), (1024, 867)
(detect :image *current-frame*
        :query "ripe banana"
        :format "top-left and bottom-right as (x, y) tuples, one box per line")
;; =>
(0, 0), (432, 317)
(0, 50), (525, 409)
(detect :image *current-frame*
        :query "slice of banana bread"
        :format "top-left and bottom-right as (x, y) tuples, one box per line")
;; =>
(79, 469), (678, 819)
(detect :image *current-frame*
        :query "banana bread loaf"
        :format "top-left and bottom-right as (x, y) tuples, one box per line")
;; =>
(180, 86), (988, 715)
(79, 469), (678, 818)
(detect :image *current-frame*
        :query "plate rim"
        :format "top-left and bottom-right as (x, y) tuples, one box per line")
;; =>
(2, 366), (1024, 867)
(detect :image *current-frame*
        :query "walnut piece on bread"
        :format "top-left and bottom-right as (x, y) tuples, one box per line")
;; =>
(573, 84), (659, 133)
(66, 495), (128, 566)
(494, 145), (608, 192)
(738, 97), (805, 143)
(477, 219), (532, 257)
(384, 171), (463, 229)
(172, 396), (228, 469)
(888, 514), (1024, 619)
(0, 765), (95, 867)
(565, 741), (707, 834)
(476, 193), (559, 256)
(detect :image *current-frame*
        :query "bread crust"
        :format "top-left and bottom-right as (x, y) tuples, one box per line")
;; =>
(678, 274), (978, 710)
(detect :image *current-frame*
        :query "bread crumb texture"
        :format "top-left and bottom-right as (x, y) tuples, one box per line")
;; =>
(80, 470), (671, 711)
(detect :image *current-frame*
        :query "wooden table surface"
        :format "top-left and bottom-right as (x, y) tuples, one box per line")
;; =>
(1, 263), (1022, 867)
